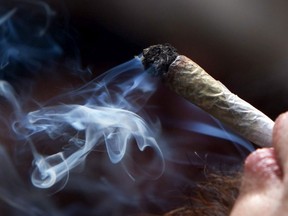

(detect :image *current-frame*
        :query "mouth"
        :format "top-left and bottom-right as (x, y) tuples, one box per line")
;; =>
(244, 148), (282, 180)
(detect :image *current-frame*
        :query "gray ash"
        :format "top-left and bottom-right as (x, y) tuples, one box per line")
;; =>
(142, 44), (178, 77)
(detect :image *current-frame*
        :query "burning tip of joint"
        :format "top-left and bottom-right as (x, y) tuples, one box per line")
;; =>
(142, 43), (178, 77)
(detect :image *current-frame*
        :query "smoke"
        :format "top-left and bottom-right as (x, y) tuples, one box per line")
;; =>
(0, 1), (61, 74)
(11, 57), (164, 189)
(0, 1), (254, 215)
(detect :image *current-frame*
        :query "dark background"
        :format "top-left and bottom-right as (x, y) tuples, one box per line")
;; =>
(53, 0), (288, 120)
(1, 1), (288, 215)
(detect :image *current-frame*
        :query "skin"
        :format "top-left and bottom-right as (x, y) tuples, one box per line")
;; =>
(231, 112), (288, 215)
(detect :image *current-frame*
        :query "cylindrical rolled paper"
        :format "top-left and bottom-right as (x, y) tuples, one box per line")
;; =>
(142, 44), (274, 147)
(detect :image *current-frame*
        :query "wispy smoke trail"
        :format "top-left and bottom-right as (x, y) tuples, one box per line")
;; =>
(0, 1), (61, 74)
(5, 57), (164, 189)
(0, 1), (254, 215)
(0, 146), (61, 216)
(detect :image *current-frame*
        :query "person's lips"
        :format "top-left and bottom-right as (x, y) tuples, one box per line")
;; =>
(244, 148), (282, 180)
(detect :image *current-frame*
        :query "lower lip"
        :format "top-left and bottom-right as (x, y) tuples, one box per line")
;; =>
(244, 148), (282, 179)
